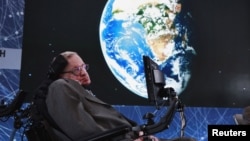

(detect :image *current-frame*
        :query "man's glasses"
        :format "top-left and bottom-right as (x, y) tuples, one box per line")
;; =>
(62, 64), (89, 76)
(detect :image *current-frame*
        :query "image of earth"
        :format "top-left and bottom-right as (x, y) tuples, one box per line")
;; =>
(99, 0), (196, 98)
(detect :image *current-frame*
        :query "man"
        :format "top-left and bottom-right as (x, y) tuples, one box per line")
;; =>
(234, 106), (250, 125)
(37, 51), (195, 141)
(43, 51), (160, 141)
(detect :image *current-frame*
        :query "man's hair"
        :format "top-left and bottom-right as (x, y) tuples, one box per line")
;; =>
(60, 51), (78, 60)
(47, 52), (73, 80)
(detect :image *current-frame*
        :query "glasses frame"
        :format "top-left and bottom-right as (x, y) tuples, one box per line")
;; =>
(62, 64), (89, 76)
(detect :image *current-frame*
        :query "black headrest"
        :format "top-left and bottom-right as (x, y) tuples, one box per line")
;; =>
(47, 54), (68, 80)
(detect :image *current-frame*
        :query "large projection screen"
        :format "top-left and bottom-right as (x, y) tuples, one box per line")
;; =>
(20, 0), (250, 107)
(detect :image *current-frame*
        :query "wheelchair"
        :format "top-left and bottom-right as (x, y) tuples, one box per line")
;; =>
(0, 55), (190, 141)
(0, 86), (186, 141)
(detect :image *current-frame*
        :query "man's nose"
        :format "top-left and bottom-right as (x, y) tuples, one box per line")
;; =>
(80, 69), (87, 76)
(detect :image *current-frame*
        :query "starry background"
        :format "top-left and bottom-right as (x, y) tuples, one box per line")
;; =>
(20, 0), (250, 107)
(181, 0), (250, 107)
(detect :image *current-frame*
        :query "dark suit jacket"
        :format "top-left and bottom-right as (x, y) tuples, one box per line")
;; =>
(46, 78), (136, 141)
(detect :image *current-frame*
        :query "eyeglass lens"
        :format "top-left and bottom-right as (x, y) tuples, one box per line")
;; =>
(72, 64), (89, 75)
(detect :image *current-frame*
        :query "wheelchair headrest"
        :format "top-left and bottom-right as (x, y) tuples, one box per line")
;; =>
(47, 54), (68, 80)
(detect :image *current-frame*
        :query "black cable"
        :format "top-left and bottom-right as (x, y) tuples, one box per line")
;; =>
(179, 110), (186, 137)
(0, 90), (26, 118)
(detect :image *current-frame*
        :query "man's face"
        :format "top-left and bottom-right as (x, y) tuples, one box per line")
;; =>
(61, 54), (91, 86)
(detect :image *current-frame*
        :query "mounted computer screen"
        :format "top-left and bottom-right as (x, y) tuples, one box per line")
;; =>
(143, 56), (165, 108)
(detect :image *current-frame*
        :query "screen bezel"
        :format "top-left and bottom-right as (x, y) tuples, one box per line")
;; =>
(143, 55), (166, 108)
